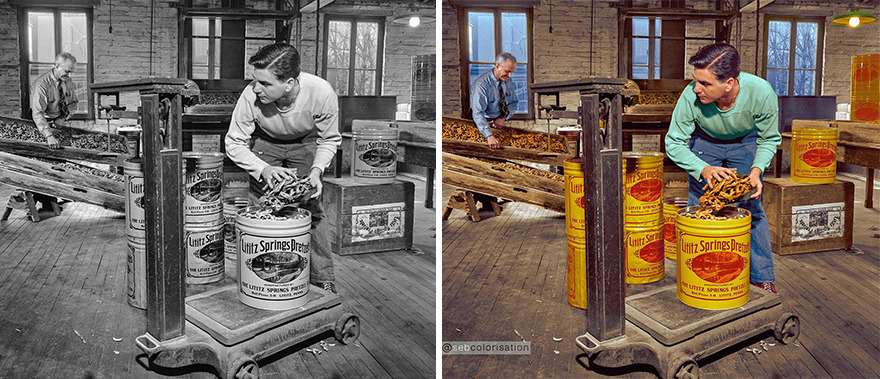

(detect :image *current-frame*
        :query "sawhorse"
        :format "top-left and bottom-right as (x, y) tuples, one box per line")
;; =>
(2, 190), (61, 222)
(441, 190), (501, 222)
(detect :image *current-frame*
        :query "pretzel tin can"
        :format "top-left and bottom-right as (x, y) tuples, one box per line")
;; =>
(623, 152), (665, 223)
(183, 152), (225, 223)
(624, 216), (665, 285)
(663, 197), (688, 260)
(791, 128), (838, 184)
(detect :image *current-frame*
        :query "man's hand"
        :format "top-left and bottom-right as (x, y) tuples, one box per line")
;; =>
(308, 167), (323, 199)
(700, 165), (737, 188)
(748, 167), (763, 199)
(490, 117), (506, 128)
(261, 166), (296, 189)
(486, 135), (501, 149)
(46, 135), (61, 149)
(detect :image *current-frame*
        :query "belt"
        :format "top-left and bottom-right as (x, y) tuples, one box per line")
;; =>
(252, 123), (316, 145)
(692, 124), (749, 145)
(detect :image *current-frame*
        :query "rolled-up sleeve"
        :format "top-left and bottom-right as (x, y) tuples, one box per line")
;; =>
(312, 89), (341, 173)
(225, 93), (269, 179)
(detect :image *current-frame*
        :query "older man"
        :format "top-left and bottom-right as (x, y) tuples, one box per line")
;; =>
(471, 52), (519, 149)
(31, 52), (79, 150)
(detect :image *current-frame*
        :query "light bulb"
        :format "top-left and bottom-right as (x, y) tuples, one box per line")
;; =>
(849, 16), (860, 27)
(409, 16), (420, 27)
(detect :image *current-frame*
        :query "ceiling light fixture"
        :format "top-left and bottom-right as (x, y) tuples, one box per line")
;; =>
(392, 14), (435, 28)
(832, 9), (876, 28)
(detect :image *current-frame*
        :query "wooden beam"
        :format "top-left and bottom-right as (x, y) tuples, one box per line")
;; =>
(740, 0), (774, 13)
(442, 168), (565, 213)
(300, 0), (335, 13)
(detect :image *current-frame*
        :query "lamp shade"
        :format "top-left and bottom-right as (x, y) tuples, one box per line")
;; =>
(832, 10), (877, 27)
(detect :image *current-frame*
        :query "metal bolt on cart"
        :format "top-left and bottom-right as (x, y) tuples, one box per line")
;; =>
(91, 78), (359, 379)
(531, 78), (800, 379)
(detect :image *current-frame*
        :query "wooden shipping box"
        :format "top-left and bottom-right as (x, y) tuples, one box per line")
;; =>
(762, 178), (854, 255)
(320, 177), (414, 255)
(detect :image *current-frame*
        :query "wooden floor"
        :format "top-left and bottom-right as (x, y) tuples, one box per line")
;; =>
(0, 174), (436, 379)
(442, 173), (880, 378)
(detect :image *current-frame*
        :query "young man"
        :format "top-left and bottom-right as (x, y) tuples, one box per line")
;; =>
(225, 43), (341, 293)
(31, 52), (79, 150)
(664, 43), (782, 294)
(470, 52), (519, 149)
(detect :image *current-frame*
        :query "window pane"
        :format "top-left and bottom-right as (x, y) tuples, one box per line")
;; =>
(767, 69), (788, 95)
(795, 22), (817, 69)
(71, 63), (88, 114)
(61, 13), (88, 63)
(327, 21), (351, 69)
(353, 69), (376, 96)
(468, 63), (494, 88)
(632, 65), (648, 79)
(355, 22), (378, 69)
(632, 38), (648, 65)
(468, 12), (495, 62)
(214, 39), (221, 79)
(654, 38), (660, 65)
(794, 70), (815, 95)
(510, 64), (528, 114)
(632, 17), (648, 36)
(28, 12), (55, 63)
(192, 38), (209, 79)
(193, 17), (209, 36)
(655, 18), (661, 35)
(501, 13), (528, 63)
(654, 66), (660, 79)
(767, 21), (790, 69)
(327, 68), (349, 96)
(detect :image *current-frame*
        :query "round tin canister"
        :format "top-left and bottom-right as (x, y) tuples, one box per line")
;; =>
(223, 197), (250, 280)
(624, 216), (665, 285)
(185, 216), (226, 285)
(182, 152), (224, 223)
(126, 235), (146, 309)
(676, 206), (751, 310)
(851, 54), (880, 98)
(566, 235), (587, 309)
(622, 151), (665, 223)
(351, 128), (399, 181)
(124, 158), (145, 239)
(236, 206), (312, 310)
(663, 197), (688, 260)
(791, 128), (838, 184)
(564, 158), (585, 236)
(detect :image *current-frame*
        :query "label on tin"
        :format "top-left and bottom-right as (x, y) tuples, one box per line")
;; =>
(354, 138), (397, 178)
(663, 210), (677, 259)
(624, 226), (665, 284)
(793, 138), (836, 179)
(565, 173), (585, 232)
(126, 175), (145, 232)
(679, 231), (750, 302)
(624, 169), (663, 218)
(126, 241), (146, 309)
(351, 202), (405, 242)
(239, 231), (310, 301)
(791, 202), (844, 242)
(186, 227), (225, 280)
(566, 239), (587, 309)
(185, 168), (223, 216)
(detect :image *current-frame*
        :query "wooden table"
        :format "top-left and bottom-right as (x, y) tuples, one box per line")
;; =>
(776, 132), (879, 208)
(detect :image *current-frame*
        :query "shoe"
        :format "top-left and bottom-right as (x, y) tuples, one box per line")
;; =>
(750, 281), (778, 295)
(315, 281), (337, 294)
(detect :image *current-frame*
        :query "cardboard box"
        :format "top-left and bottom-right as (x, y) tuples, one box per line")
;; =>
(320, 177), (414, 255)
(762, 178), (853, 255)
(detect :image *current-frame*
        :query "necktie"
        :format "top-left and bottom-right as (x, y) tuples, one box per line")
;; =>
(498, 82), (509, 120)
(57, 80), (69, 120)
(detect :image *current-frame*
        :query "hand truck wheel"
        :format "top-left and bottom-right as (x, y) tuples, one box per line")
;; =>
(227, 355), (259, 379)
(774, 313), (800, 345)
(666, 355), (699, 379)
(334, 312), (361, 345)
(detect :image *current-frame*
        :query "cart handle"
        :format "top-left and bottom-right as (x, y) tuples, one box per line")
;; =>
(135, 333), (162, 355)
(575, 332), (601, 353)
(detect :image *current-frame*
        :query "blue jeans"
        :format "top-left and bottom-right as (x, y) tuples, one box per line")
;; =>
(248, 134), (335, 283)
(687, 129), (775, 283)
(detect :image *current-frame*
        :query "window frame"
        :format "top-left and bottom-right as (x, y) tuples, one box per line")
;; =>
(180, 15), (279, 81)
(458, 7), (534, 120)
(321, 15), (385, 96)
(18, 7), (94, 120)
(762, 15), (824, 96)
(628, 16), (661, 80)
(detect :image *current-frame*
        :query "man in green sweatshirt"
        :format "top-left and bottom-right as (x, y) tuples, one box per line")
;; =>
(664, 43), (781, 294)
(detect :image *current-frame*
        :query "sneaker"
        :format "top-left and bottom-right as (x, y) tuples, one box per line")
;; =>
(750, 281), (778, 295)
(315, 281), (337, 294)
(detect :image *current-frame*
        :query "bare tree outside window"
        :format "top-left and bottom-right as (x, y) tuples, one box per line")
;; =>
(765, 17), (821, 96)
(324, 17), (383, 96)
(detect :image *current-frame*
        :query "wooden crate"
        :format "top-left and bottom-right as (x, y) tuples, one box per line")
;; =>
(762, 177), (853, 255)
(320, 177), (414, 255)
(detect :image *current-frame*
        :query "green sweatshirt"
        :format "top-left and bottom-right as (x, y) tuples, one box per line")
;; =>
(664, 72), (781, 181)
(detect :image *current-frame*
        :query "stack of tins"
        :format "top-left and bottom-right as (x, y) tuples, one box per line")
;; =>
(351, 128), (399, 182)
(622, 152), (665, 285)
(663, 197), (688, 260)
(851, 54), (880, 122)
(124, 158), (146, 309)
(183, 152), (226, 285)
(236, 206), (313, 310)
(222, 197), (250, 280)
(676, 206), (751, 309)
(791, 128), (838, 184)
(563, 158), (586, 309)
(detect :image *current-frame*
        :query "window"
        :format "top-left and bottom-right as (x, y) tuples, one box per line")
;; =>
(20, 9), (92, 118)
(630, 17), (661, 79)
(183, 17), (277, 80)
(463, 9), (531, 117)
(764, 17), (824, 96)
(323, 16), (384, 96)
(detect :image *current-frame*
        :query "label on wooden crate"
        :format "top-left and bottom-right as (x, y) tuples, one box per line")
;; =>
(791, 202), (845, 242)
(351, 202), (405, 243)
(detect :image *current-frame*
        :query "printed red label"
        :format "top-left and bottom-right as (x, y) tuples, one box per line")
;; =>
(639, 240), (664, 263)
(688, 252), (745, 284)
(801, 148), (836, 168)
(630, 179), (663, 202)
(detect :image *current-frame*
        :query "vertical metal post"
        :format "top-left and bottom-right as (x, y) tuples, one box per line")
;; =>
(142, 92), (185, 341)
(581, 88), (625, 342)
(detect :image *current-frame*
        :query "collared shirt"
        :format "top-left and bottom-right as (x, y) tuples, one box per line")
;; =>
(664, 72), (781, 180)
(225, 72), (342, 179)
(31, 70), (78, 132)
(470, 69), (519, 138)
